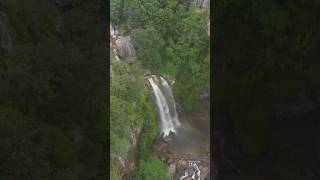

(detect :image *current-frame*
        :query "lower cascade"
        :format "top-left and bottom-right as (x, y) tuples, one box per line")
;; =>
(148, 75), (181, 138)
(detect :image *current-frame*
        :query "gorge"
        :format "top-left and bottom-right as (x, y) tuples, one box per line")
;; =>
(110, 0), (210, 179)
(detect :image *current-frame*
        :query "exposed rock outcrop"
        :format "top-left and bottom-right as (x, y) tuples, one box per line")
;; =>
(129, 126), (142, 148)
(200, 166), (210, 179)
(168, 162), (177, 179)
(176, 159), (188, 172)
(162, 74), (175, 85)
(117, 156), (134, 180)
(110, 65), (113, 79)
(206, 18), (210, 36)
(196, 91), (209, 100)
(116, 126), (142, 179)
(115, 36), (136, 63)
(195, 0), (209, 9)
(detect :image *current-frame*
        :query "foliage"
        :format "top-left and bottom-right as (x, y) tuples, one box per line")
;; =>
(133, 98), (168, 179)
(126, 0), (210, 111)
(110, 0), (122, 26)
(110, 0), (209, 178)
(135, 157), (169, 180)
(110, 61), (167, 178)
(110, 61), (146, 157)
(131, 26), (165, 71)
(110, 60), (168, 179)
(172, 11), (210, 111)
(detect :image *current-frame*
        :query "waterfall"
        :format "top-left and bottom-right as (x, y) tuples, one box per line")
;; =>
(148, 76), (181, 138)
(159, 77), (181, 127)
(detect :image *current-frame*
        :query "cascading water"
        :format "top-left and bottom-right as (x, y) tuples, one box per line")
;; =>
(159, 77), (181, 127)
(148, 76), (181, 138)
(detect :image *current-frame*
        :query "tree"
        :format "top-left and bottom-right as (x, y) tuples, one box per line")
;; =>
(131, 26), (165, 70)
(173, 11), (210, 111)
(135, 157), (169, 180)
(110, 0), (122, 26)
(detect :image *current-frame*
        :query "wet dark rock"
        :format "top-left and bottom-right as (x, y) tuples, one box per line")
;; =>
(0, 12), (14, 52)
(153, 142), (168, 153)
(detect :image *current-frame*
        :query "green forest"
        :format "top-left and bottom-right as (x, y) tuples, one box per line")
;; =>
(0, 0), (107, 179)
(110, 0), (210, 179)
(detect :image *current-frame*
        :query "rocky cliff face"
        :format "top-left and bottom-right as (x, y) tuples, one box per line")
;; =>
(195, 0), (209, 9)
(115, 36), (137, 63)
(116, 126), (142, 179)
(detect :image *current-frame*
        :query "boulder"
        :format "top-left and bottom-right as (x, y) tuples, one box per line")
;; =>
(115, 36), (136, 63)
(196, 91), (209, 100)
(168, 163), (177, 179)
(144, 69), (152, 76)
(153, 142), (168, 153)
(195, 0), (209, 9)
(129, 126), (141, 148)
(176, 159), (188, 172)
(118, 156), (128, 170)
(200, 166), (210, 180)
(117, 156), (135, 180)
(110, 24), (119, 37)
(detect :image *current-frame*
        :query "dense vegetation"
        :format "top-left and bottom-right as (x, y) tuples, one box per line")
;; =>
(110, 0), (210, 179)
(214, 0), (320, 157)
(0, 0), (107, 179)
(110, 45), (168, 179)
(111, 0), (210, 111)
(133, 100), (168, 180)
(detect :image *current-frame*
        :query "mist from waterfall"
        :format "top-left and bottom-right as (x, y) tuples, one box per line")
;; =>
(148, 76), (181, 137)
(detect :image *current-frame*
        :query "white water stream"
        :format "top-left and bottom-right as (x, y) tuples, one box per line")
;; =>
(148, 76), (181, 138)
